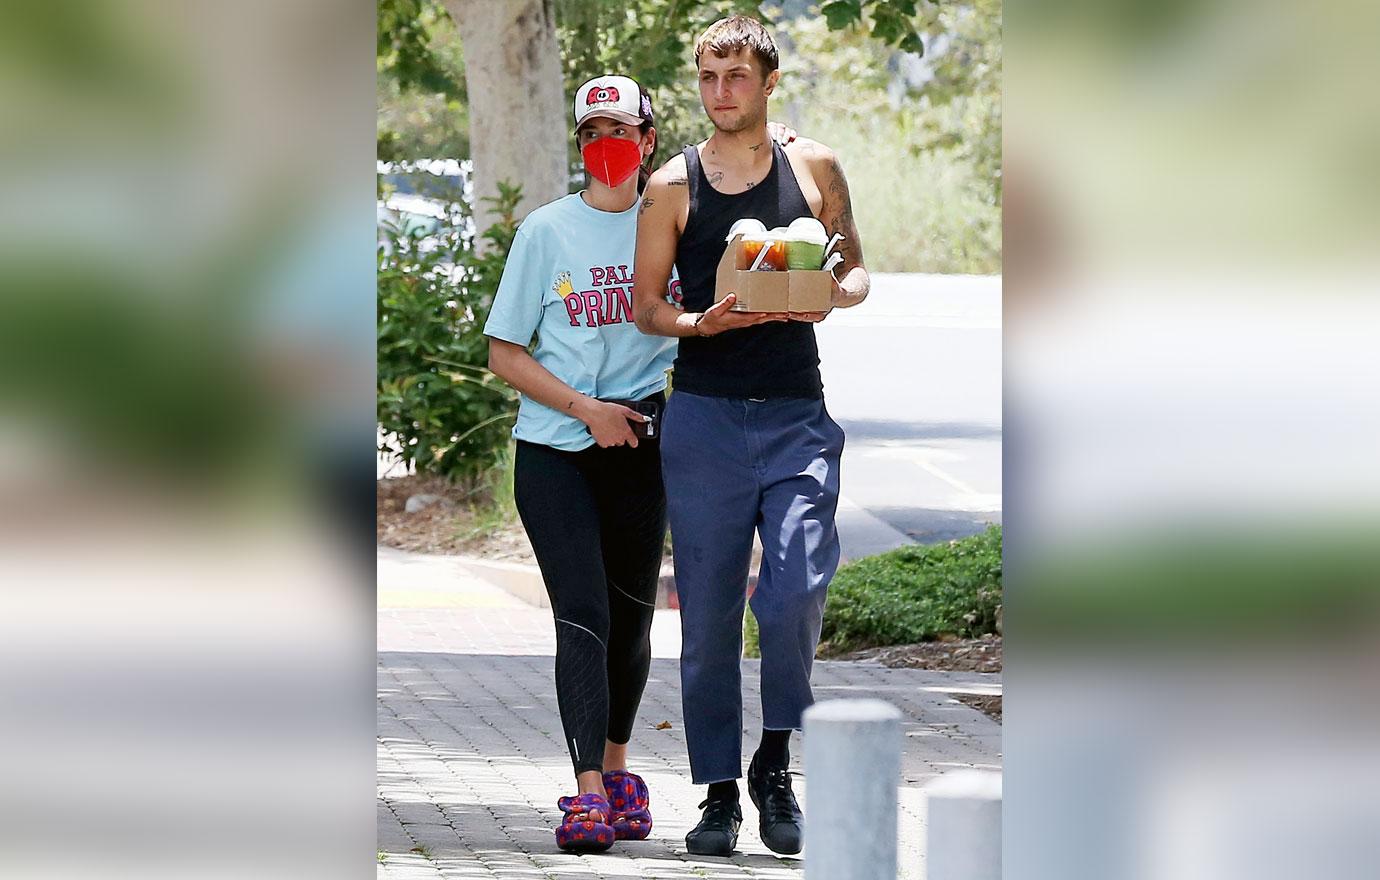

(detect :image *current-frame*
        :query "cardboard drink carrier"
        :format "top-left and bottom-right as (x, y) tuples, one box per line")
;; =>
(714, 233), (835, 313)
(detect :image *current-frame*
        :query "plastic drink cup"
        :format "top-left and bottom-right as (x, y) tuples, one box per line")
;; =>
(761, 240), (787, 270)
(743, 237), (787, 271)
(784, 217), (829, 270)
(786, 240), (825, 270)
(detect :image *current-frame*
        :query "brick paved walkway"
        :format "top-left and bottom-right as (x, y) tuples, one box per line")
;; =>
(378, 548), (1001, 879)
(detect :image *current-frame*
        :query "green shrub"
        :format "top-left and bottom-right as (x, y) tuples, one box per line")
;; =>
(818, 525), (1003, 654)
(741, 526), (1002, 659)
(377, 183), (522, 490)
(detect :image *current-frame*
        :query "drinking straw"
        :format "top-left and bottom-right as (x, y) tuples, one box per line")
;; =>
(822, 251), (845, 280)
(749, 240), (776, 271)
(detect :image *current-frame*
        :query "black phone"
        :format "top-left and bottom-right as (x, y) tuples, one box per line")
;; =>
(626, 400), (660, 440)
(603, 398), (662, 440)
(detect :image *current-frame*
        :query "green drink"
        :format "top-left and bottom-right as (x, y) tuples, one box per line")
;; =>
(786, 240), (825, 270)
(784, 217), (828, 270)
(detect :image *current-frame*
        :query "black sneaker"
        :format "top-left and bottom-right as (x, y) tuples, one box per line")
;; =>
(747, 752), (803, 855)
(685, 795), (742, 856)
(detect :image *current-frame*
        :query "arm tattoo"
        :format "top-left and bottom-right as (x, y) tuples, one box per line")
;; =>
(639, 304), (660, 328)
(826, 156), (850, 204)
(825, 157), (864, 265)
(639, 196), (655, 216)
(667, 174), (688, 186)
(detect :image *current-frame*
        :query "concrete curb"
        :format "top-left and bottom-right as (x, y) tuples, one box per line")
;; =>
(453, 555), (687, 610)
(450, 527), (898, 612)
(452, 556), (551, 609)
(435, 492), (909, 612)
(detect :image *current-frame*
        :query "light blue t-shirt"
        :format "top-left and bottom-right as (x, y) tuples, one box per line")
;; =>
(483, 193), (680, 451)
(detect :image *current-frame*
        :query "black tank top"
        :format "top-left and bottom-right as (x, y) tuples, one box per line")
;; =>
(672, 141), (823, 399)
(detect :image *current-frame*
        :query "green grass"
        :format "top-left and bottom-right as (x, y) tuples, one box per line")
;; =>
(744, 604), (761, 658)
(455, 439), (519, 542)
(744, 526), (1003, 657)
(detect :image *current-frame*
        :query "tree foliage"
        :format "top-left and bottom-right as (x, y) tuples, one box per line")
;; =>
(377, 186), (522, 487)
(821, 0), (928, 54)
(377, 0), (464, 98)
(812, 0), (1001, 203)
(376, 0), (469, 161)
(913, 0), (1002, 201)
(377, 1), (939, 162)
(775, 12), (1000, 270)
(553, 0), (760, 163)
(377, 0), (1001, 263)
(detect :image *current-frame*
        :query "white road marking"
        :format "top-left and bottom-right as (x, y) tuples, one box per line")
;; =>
(858, 444), (1002, 512)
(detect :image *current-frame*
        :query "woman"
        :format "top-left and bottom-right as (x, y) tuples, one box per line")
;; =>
(483, 74), (668, 853)
(484, 74), (794, 852)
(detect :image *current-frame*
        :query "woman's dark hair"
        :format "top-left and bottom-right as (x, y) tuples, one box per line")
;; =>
(636, 85), (656, 195)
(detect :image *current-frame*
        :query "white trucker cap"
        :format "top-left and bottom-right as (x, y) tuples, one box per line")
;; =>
(573, 75), (653, 128)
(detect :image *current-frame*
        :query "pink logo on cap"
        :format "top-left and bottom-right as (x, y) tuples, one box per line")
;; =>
(587, 86), (620, 105)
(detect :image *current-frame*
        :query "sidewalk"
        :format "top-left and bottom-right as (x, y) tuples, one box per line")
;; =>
(378, 548), (1002, 879)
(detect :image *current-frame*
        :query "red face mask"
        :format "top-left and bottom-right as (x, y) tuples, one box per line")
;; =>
(581, 136), (643, 187)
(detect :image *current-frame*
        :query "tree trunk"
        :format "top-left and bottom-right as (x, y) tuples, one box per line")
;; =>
(441, 0), (567, 243)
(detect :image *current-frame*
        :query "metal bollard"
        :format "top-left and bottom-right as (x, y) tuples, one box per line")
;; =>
(925, 769), (1002, 880)
(804, 699), (902, 880)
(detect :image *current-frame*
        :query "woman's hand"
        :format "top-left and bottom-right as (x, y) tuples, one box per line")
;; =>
(767, 121), (798, 146)
(575, 398), (647, 448)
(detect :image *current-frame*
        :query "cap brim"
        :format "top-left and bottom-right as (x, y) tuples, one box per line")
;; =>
(576, 109), (645, 127)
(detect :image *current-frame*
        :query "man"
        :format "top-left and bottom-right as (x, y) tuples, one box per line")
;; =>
(631, 15), (869, 857)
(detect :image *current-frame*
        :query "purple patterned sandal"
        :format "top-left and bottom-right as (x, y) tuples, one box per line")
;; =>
(555, 792), (615, 852)
(602, 770), (652, 841)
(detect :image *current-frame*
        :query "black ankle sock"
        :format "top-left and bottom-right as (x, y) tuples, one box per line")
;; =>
(707, 780), (739, 803)
(756, 729), (791, 770)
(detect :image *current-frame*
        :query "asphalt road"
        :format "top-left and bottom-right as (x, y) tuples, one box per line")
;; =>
(815, 273), (1002, 559)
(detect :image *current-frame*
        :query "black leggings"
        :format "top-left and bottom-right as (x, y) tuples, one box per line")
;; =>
(514, 435), (665, 776)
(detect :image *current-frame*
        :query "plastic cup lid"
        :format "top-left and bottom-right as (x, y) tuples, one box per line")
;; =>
(785, 217), (828, 245)
(725, 218), (767, 241)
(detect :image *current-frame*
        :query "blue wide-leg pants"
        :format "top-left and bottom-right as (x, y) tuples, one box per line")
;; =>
(661, 391), (845, 783)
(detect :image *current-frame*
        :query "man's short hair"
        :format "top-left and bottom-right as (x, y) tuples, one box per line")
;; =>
(693, 15), (779, 76)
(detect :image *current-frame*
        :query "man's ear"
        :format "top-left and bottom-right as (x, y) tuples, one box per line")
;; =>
(764, 69), (781, 95)
(642, 126), (657, 160)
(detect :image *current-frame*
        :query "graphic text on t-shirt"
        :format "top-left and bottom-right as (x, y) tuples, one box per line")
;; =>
(555, 266), (682, 328)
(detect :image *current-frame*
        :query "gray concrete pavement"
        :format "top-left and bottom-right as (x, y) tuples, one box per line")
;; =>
(378, 549), (1001, 880)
